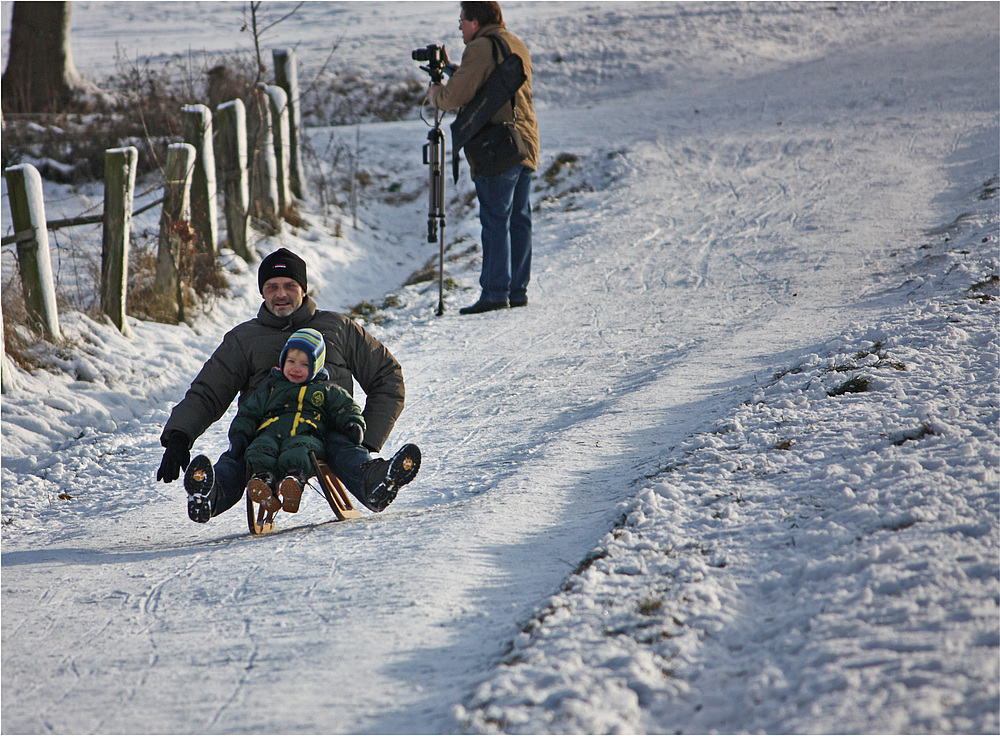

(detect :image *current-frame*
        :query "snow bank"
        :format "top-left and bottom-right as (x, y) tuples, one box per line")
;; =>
(458, 191), (999, 734)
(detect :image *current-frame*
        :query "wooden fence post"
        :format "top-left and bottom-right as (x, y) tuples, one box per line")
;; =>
(3, 163), (61, 340)
(154, 143), (196, 323)
(266, 84), (292, 214)
(101, 146), (138, 335)
(273, 47), (306, 200)
(182, 103), (218, 255)
(216, 98), (252, 261)
(247, 84), (279, 232)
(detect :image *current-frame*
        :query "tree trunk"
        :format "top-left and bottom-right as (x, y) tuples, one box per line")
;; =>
(1, 1), (104, 113)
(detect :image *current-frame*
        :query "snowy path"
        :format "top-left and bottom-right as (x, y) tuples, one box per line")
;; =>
(2, 3), (997, 734)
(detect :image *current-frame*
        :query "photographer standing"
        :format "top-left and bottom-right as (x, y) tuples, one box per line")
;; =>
(430, 1), (539, 315)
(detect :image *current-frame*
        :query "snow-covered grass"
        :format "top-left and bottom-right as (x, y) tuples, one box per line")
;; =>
(2, 2), (998, 734)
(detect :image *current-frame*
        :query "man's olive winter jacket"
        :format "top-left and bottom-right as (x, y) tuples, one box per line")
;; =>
(161, 297), (404, 452)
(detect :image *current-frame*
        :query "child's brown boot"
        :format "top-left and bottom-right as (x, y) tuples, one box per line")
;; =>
(278, 471), (306, 513)
(247, 472), (280, 513)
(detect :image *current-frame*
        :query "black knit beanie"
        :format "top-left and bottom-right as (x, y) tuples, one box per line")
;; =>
(258, 248), (308, 294)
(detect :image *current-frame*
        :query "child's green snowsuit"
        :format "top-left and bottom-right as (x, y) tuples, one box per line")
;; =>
(229, 368), (365, 478)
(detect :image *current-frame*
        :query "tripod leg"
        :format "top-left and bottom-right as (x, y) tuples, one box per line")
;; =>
(426, 109), (448, 315)
(437, 222), (445, 315)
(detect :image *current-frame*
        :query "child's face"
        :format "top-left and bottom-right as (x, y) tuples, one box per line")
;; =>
(283, 348), (311, 384)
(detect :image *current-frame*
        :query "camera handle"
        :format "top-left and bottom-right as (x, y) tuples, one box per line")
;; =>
(420, 64), (446, 86)
(424, 105), (447, 316)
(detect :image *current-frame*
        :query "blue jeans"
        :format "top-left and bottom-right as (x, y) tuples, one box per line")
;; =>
(473, 164), (533, 303)
(211, 432), (376, 515)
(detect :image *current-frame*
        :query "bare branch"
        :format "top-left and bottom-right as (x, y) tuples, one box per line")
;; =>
(258, 2), (305, 35)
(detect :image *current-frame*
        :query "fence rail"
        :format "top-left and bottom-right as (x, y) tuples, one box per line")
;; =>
(1, 197), (166, 247)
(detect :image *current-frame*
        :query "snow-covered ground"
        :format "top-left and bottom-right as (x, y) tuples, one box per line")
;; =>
(2, 2), (998, 733)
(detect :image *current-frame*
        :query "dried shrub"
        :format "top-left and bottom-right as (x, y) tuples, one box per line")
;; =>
(2, 271), (45, 371)
(128, 225), (228, 324)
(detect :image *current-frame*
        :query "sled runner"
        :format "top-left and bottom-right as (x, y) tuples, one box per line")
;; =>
(310, 450), (363, 522)
(246, 450), (361, 535)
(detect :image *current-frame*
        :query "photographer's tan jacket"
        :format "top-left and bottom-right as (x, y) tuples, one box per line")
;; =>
(432, 23), (539, 174)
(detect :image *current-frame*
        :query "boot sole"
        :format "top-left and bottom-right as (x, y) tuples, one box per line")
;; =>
(278, 476), (304, 513)
(184, 455), (214, 523)
(187, 495), (212, 524)
(387, 444), (421, 487)
(247, 478), (281, 513)
(370, 444), (421, 511)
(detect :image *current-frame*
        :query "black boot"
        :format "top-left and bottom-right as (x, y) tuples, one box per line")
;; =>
(184, 454), (215, 523)
(362, 444), (421, 512)
(459, 299), (508, 315)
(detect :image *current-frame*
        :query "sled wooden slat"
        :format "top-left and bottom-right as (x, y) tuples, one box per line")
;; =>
(310, 450), (362, 521)
(247, 493), (277, 535)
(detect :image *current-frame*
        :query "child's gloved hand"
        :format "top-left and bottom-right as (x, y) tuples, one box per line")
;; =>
(343, 422), (364, 446)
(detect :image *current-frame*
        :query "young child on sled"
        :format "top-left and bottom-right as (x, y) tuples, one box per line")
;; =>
(227, 328), (418, 515)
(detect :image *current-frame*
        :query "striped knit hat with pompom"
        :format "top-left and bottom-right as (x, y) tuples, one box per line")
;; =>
(279, 328), (327, 382)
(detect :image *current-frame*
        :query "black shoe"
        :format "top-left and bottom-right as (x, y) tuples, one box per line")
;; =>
(510, 297), (528, 307)
(459, 299), (508, 315)
(364, 444), (422, 512)
(184, 454), (215, 523)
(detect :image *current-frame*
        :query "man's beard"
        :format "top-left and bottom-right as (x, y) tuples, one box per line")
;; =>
(269, 300), (298, 317)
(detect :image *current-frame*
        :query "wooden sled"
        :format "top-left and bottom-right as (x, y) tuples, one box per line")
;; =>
(246, 450), (362, 535)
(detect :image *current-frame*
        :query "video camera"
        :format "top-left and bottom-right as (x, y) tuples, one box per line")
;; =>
(412, 44), (447, 85)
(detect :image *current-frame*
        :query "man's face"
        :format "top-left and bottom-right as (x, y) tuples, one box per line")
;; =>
(262, 277), (305, 317)
(460, 12), (479, 44)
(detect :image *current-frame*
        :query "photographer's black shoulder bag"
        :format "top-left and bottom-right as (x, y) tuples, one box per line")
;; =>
(450, 34), (528, 181)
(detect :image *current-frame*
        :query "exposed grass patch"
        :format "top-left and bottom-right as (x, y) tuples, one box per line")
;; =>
(967, 274), (999, 303)
(827, 375), (872, 396)
(542, 152), (580, 187)
(348, 293), (411, 325)
(773, 342), (905, 386)
(349, 300), (381, 321)
(571, 548), (610, 578)
(890, 423), (936, 446)
(637, 598), (664, 616)
(978, 176), (998, 200)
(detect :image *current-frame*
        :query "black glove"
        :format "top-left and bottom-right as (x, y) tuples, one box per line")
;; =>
(156, 432), (191, 483)
(343, 422), (364, 446)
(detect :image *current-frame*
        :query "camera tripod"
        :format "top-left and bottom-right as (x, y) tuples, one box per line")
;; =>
(424, 105), (447, 316)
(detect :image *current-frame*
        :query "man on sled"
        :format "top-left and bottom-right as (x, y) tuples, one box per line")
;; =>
(155, 247), (419, 523)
